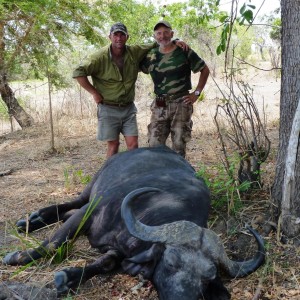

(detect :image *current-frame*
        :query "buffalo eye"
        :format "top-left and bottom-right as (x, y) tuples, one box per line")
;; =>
(164, 249), (181, 271)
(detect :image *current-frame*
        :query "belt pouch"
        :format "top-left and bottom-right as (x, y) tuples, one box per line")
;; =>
(155, 97), (166, 107)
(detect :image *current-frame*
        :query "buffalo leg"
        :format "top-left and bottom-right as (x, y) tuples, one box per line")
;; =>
(16, 175), (98, 232)
(54, 249), (121, 296)
(3, 204), (92, 265)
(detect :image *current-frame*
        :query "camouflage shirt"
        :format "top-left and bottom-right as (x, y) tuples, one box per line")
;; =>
(140, 46), (206, 95)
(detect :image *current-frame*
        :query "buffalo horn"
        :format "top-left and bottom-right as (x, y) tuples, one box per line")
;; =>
(201, 226), (265, 277)
(122, 187), (265, 277)
(121, 187), (204, 244)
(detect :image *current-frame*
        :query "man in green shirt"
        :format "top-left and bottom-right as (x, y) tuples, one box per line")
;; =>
(140, 20), (210, 158)
(73, 22), (187, 158)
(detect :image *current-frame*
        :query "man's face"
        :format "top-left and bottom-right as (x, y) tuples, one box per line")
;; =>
(153, 25), (174, 47)
(109, 31), (128, 49)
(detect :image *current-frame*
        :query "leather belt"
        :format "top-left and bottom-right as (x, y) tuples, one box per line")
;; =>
(102, 102), (132, 108)
(155, 91), (189, 107)
(156, 91), (189, 101)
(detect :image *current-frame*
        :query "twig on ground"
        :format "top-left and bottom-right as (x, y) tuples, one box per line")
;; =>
(0, 169), (13, 176)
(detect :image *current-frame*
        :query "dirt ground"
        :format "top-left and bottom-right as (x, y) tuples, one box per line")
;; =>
(0, 66), (300, 299)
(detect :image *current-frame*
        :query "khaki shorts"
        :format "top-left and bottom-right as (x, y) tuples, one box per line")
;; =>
(97, 103), (138, 141)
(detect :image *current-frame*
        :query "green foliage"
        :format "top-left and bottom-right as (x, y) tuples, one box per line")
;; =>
(103, 0), (220, 54)
(64, 167), (91, 191)
(196, 160), (251, 214)
(107, 0), (157, 44)
(217, 22), (230, 55)
(73, 195), (101, 240)
(7, 225), (41, 252)
(4, 226), (43, 278)
(48, 195), (101, 264)
(157, 0), (221, 61)
(162, 0), (220, 38)
(216, 2), (256, 55)
(0, 99), (9, 119)
(0, 0), (107, 87)
(197, 91), (206, 102)
(75, 169), (92, 185)
(238, 3), (255, 25)
(49, 241), (71, 264)
(270, 18), (281, 42)
(234, 24), (253, 60)
(187, 0), (221, 21)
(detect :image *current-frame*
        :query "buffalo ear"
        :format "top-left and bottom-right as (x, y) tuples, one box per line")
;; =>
(121, 244), (165, 279)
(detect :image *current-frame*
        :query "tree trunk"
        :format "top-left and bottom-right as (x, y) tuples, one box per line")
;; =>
(0, 73), (34, 128)
(272, 0), (300, 238)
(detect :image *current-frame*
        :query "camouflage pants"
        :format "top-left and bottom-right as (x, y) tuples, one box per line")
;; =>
(148, 98), (193, 157)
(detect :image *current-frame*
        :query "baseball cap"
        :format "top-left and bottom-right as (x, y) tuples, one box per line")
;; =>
(153, 20), (172, 31)
(110, 22), (128, 35)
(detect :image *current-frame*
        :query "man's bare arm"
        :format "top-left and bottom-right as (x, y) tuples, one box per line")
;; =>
(75, 76), (103, 104)
(183, 65), (210, 105)
(195, 65), (210, 93)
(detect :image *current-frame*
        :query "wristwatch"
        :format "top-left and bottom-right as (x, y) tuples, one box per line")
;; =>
(194, 90), (201, 97)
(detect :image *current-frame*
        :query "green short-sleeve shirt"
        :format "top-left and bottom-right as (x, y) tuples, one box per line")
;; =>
(73, 43), (155, 105)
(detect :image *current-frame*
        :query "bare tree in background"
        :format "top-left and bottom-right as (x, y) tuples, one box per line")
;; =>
(214, 80), (271, 189)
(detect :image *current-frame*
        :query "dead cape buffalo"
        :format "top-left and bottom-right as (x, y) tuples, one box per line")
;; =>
(3, 146), (265, 299)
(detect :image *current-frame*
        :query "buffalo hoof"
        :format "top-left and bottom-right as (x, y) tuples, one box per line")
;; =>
(16, 219), (27, 232)
(3, 251), (23, 265)
(54, 271), (70, 296)
(55, 268), (85, 297)
(17, 211), (45, 233)
(3, 250), (35, 266)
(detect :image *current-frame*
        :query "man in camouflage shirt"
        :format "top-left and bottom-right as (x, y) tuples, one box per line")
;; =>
(140, 20), (210, 157)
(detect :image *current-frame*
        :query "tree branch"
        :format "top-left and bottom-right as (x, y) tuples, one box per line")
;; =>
(234, 56), (281, 71)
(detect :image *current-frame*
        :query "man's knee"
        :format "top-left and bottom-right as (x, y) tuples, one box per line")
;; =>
(125, 136), (138, 150)
(127, 141), (138, 150)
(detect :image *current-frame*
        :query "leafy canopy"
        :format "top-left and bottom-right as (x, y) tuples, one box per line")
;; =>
(0, 0), (106, 85)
